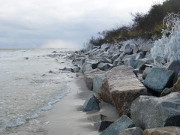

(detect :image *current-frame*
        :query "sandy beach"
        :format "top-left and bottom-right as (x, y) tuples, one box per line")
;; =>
(3, 74), (118, 135)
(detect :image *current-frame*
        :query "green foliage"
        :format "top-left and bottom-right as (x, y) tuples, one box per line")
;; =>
(88, 0), (180, 46)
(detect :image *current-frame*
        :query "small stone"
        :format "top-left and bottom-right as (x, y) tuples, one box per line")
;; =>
(100, 115), (134, 135)
(83, 95), (100, 112)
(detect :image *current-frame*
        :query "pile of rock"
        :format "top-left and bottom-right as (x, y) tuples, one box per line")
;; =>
(70, 40), (180, 135)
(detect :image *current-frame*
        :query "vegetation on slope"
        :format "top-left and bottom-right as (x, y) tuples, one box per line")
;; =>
(89, 0), (180, 46)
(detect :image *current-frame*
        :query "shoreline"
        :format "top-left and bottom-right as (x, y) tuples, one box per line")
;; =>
(3, 74), (118, 135)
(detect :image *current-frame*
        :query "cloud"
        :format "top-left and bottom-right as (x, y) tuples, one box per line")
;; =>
(0, 0), (166, 48)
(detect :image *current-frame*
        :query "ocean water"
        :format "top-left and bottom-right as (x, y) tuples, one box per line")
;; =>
(0, 49), (76, 133)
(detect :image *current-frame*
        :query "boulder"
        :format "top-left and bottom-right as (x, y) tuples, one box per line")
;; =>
(97, 63), (113, 71)
(144, 68), (175, 94)
(82, 63), (93, 73)
(113, 55), (124, 66)
(173, 77), (180, 92)
(100, 115), (134, 135)
(143, 127), (180, 135)
(83, 95), (100, 112)
(139, 43), (154, 53)
(142, 67), (152, 80)
(87, 59), (99, 69)
(93, 74), (106, 94)
(131, 92), (180, 129)
(101, 44), (110, 51)
(111, 54), (121, 62)
(135, 52), (145, 60)
(167, 60), (180, 76)
(119, 127), (143, 135)
(124, 44), (133, 54)
(154, 56), (167, 66)
(84, 69), (105, 90)
(101, 65), (147, 115)
(129, 59), (146, 71)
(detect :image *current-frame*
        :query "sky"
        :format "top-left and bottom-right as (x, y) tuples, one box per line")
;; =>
(0, 0), (165, 49)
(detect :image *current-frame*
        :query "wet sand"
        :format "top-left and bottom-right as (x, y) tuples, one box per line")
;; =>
(3, 75), (118, 135)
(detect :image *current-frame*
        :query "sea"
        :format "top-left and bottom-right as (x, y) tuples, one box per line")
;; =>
(0, 49), (76, 133)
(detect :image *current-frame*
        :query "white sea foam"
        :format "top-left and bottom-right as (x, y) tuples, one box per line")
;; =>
(151, 13), (180, 63)
(0, 49), (75, 133)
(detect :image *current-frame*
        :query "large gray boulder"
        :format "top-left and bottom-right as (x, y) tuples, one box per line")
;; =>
(144, 68), (174, 94)
(101, 65), (147, 115)
(84, 69), (105, 90)
(119, 127), (143, 135)
(83, 95), (100, 112)
(131, 92), (180, 129)
(100, 115), (134, 135)
(143, 126), (180, 135)
(93, 74), (106, 94)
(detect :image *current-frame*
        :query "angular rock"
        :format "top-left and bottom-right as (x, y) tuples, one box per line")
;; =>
(97, 63), (113, 71)
(129, 59), (146, 70)
(143, 127), (180, 135)
(144, 68), (175, 94)
(142, 67), (152, 80)
(173, 77), (180, 92)
(167, 60), (180, 75)
(154, 56), (167, 66)
(119, 127), (143, 135)
(93, 74), (106, 94)
(111, 54), (121, 62)
(135, 52), (145, 60)
(84, 69), (105, 90)
(83, 95), (100, 112)
(131, 92), (180, 129)
(101, 65), (147, 115)
(113, 55), (124, 66)
(82, 63), (93, 73)
(124, 44), (133, 54)
(87, 59), (99, 69)
(101, 44), (110, 51)
(100, 115), (134, 135)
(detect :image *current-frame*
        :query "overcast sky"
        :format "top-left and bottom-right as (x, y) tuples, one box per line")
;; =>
(0, 0), (165, 49)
